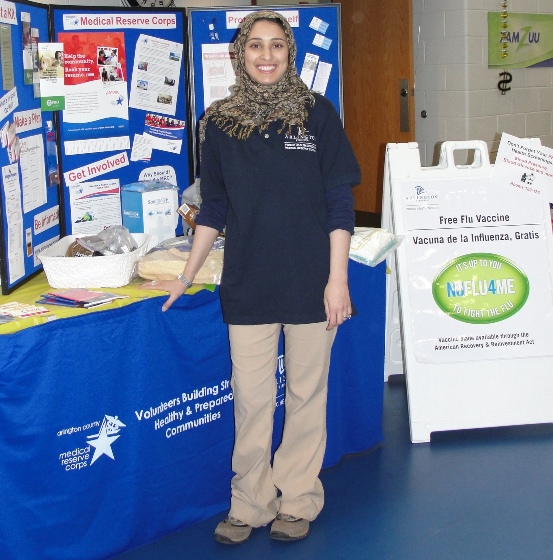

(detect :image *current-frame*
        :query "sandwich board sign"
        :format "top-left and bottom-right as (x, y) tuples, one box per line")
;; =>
(383, 139), (553, 442)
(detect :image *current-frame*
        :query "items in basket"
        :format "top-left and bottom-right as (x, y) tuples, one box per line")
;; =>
(65, 225), (138, 257)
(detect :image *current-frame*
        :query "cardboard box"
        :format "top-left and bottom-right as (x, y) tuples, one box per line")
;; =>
(121, 181), (179, 247)
(177, 201), (200, 230)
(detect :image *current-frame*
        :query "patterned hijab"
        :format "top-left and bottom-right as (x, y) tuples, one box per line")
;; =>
(199, 10), (315, 144)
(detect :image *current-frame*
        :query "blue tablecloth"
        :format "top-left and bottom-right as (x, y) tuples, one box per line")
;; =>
(0, 260), (385, 560)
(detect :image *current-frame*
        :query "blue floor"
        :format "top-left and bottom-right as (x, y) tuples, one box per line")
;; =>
(114, 376), (553, 560)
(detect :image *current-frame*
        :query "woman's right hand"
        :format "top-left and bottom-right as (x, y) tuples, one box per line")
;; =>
(140, 279), (187, 312)
(140, 225), (220, 312)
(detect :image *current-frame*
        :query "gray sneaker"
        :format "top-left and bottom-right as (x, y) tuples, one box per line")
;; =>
(270, 513), (310, 541)
(214, 516), (252, 545)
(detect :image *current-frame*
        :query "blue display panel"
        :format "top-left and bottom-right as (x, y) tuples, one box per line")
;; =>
(187, 4), (342, 175)
(50, 7), (193, 235)
(0, 1), (62, 294)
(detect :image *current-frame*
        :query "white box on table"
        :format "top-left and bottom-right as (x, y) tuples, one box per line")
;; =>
(121, 181), (179, 247)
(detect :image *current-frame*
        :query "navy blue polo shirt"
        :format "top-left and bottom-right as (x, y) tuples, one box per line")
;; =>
(197, 93), (361, 325)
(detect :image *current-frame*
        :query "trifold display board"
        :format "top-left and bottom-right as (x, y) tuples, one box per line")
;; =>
(384, 141), (553, 443)
(187, 4), (342, 174)
(50, 6), (192, 235)
(0, 0), (61, 294)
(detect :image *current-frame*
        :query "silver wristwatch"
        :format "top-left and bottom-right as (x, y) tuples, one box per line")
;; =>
(177, 274), (192, 290)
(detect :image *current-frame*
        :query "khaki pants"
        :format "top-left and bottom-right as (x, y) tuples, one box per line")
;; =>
(227, 322), (336, 527)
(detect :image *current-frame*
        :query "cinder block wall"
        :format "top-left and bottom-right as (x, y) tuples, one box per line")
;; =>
(413, 0), (553, 166)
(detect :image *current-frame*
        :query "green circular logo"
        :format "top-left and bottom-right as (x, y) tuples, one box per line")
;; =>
(432, 253), (529, 324)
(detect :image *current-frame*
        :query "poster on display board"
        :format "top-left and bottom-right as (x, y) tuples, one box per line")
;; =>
(187, 4), (343, 174)
(0, 0), (63, 295)
(50, 6), (193, 236)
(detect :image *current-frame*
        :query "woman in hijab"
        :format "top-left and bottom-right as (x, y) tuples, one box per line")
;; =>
(143, 10), (360, 544)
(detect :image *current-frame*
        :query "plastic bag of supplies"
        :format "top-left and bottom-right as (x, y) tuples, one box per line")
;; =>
(349, 227), (404, 267)
(137, 236), (224, 284)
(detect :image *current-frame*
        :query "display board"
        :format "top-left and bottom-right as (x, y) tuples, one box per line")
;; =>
(384, 141), (553, 442)
(187, 4), (343, 174)
(0, 0), (62, 294)
(50, 6), (193, 235)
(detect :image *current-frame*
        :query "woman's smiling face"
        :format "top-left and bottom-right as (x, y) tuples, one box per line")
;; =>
(244, 20), (289, 86)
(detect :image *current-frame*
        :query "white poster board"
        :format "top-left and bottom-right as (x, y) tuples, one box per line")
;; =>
(383, 140), (553, 442)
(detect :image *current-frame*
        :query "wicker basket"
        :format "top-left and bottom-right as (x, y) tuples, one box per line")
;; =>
(38, 234), (151, 289)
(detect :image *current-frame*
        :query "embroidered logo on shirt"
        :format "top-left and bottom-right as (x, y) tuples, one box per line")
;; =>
(284, 131), (317, 152)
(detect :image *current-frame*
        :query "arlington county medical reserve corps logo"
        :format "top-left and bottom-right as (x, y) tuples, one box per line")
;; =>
(58, 414), (126, 472)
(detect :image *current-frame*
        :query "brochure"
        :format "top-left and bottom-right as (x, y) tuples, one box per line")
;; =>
(37, 289), (128, 308)
(0, 301), (50, 318)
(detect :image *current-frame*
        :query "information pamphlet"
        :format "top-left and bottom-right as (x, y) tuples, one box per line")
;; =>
(37, 289), (128, 308)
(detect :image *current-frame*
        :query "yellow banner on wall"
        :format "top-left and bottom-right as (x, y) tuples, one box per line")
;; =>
(488, 12), (553, 68)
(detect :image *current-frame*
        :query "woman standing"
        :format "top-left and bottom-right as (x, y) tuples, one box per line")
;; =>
(143, 10), (360, 544)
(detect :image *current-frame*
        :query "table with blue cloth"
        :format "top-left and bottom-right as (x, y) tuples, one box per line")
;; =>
(0, 260), (385, 560)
